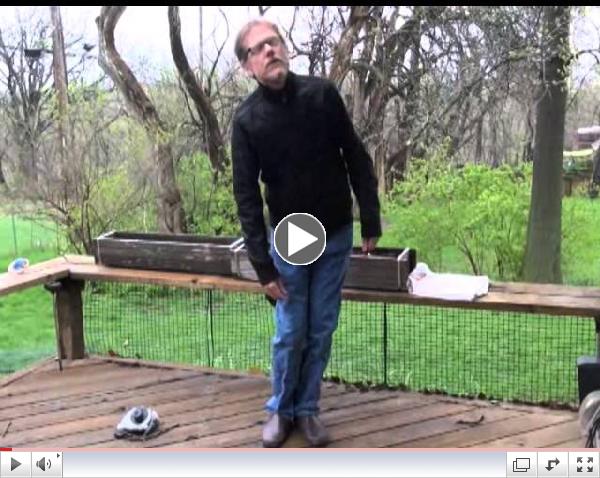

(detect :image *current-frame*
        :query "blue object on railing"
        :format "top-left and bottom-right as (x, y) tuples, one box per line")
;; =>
(7, 257), (29, 274)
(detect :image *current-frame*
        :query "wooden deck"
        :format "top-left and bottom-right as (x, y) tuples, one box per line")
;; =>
(0, 357), (582, 448)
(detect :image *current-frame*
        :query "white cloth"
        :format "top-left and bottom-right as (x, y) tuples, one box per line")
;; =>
(407, 263), (489, 301)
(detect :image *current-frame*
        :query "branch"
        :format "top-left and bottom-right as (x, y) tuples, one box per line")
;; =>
(206, 7), (229, 97)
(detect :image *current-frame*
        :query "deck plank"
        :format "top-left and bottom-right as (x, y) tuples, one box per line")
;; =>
(480, 420), (582, 447)
(1, 373), (216, 422)
(400, 411), (573, 447)
(0, 367), (198, 409)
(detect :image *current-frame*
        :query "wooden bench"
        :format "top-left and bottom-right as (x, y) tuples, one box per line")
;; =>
(2, 255), (600, 361)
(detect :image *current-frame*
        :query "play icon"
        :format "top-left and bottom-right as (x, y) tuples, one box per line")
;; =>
(274, 213), (326, 265)
(1, 452), (30, 477)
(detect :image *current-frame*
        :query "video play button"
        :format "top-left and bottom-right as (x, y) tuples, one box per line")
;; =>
(1, 452), (30, 477)
(274, 213), (326, 265)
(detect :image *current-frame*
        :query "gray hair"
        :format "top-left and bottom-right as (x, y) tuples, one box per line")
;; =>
(234, 19), (285, 62)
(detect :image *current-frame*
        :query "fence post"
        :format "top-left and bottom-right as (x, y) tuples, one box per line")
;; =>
(11, 213), (18, 256)
(44, 279), (85, 363)
(206, 289), (215, 367)
(383, 302), (388, 386)
(595, 316), (600, 359)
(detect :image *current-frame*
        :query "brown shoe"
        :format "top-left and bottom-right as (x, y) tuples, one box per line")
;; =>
(262, 413), (293, 448)
(296, 415), (330, 447)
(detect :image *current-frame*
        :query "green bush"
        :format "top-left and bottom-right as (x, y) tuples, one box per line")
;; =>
(177, 153), (240, 236)
(62, 162), (153, 254)
(385, 142), (531, 280)
(562, 197), (600, 285)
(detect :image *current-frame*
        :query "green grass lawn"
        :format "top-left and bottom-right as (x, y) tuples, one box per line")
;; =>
(0, 215), (59, 374)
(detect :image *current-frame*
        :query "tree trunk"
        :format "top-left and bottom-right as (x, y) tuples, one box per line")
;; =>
(0, 153), (5, 184)
(401, 22), (422, 172)
(352, 71), (365, 129)
(490, 112), (499, 167)
(168, 6), (227, 177)
(329, 6), (369, 87)
(50, 6), (69, 179)
(522, 6), (570, 283)
(367, 100), (387, 195)
(21, 139), (38, 183)
(521, 105), (535, 163)
(475, 117), (483, 164)
(156, 142), (186, 233)
(96, 6), (186, 233)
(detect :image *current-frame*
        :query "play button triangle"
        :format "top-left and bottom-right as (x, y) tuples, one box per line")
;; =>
(288, 221), (318, 257)
(273, 213), (326, 265)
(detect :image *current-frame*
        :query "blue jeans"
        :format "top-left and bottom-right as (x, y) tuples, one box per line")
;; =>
(266, 223), (353, 418)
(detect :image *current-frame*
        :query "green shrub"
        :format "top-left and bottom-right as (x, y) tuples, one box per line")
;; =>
(177, 153), (240, 236)
(385, 142), (531, 280)
(562, 197), (600, 285)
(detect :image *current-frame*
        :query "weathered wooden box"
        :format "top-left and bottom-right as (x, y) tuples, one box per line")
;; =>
(230, 240), (259, 282)
(344, 247), (416, 291)
(231, 241), (416, 291)
(94, 231), (240, 276)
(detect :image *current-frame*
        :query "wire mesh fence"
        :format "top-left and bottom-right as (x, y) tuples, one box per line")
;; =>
(83, 281), (595, 408)
(0, 213), (63, 259)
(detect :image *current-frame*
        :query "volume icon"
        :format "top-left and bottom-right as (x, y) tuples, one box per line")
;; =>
(36, 457), (51, 471)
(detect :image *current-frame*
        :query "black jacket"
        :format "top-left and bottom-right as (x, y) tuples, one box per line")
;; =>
(232, 72), (381, 284)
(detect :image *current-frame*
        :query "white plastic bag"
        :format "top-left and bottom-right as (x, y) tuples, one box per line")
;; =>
(407, 262), (489, 301)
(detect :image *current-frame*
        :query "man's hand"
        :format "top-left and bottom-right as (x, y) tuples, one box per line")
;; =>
(264, 278), (288, 301)
(362, 237), (379, 254)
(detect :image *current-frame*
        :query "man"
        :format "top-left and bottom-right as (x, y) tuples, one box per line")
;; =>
(231, 19), (381, 447)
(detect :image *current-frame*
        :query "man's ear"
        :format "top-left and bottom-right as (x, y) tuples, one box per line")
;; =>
(242, 62), (255, 79)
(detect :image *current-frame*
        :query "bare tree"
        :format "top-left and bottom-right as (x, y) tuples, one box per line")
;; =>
(96, 6), (186, 234)
(0, 18), (54, 182)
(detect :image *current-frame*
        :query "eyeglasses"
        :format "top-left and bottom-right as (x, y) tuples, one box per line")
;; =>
(246, 36), (283, 59)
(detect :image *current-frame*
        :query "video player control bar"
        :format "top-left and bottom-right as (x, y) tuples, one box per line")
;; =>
(1, 450), (597, 477)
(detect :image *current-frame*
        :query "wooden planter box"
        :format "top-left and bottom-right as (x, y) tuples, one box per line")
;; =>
(230, 241), (259, 282)
(231, 241), (416, 291)
(94, 231), (241, 276)
(344, 247), (416, 291)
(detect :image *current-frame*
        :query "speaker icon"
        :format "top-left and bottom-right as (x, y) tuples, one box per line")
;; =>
(35, 457), (51, 471)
